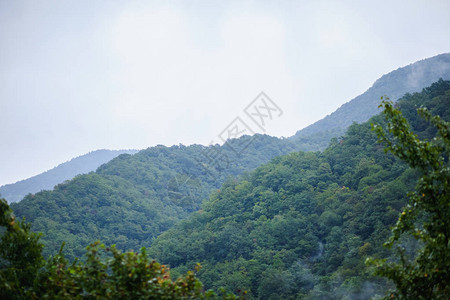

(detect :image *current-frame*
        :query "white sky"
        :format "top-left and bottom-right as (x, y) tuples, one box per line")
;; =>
(1, 0), (450, 186)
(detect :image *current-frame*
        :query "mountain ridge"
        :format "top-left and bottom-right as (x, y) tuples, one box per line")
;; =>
(11, 135), (299, 260)
(0, 149), (138, 203)
(5, 53), (449, 203)
(291, 52), (450, 150)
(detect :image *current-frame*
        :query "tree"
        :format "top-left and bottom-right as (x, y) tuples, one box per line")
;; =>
(367, 99), (449, 299)
(31, 242), (240, 299)
(1, 198), (239, 299)
(0, 198), (44, 299)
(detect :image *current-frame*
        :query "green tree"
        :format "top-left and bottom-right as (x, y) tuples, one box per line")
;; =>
(367, 99), (449, 299)
(1, 198), (239, 299)
(0, 198), (44, 299)
(32, 242), (240, 299)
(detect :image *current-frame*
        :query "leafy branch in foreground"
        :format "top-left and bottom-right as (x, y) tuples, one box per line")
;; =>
(31, 241), (240, 299)
(367, 98), (449, 299)
(0, 198), (44, 299)
(1, 198), (239, 299)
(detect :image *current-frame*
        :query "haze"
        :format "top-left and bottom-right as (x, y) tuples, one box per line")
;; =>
(1, 0), (450, 186)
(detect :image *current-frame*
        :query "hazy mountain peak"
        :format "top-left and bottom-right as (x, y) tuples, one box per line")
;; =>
(290, 53), (450, 150)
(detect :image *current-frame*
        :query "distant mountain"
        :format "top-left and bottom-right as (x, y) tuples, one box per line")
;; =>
(291, 52), (450, 150)
(0, 149), (138, 203)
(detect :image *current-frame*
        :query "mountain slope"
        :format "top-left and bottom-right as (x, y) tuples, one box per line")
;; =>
(0, 149), (138, 203)
(291, 52), (450, 151)
(11, 135), (299, 260)
(148, 80), (450, 299)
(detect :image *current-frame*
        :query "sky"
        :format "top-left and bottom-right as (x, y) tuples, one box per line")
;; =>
(1, 0), (450, 186)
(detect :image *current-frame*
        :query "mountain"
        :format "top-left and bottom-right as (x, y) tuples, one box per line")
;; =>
(147, 80), (450, 299)
(11, 136), (300, 260)
(0, 149), (138, 203)
(9, 53), (450, 261)
(291, 52), (450, 151)
(7, 72), (450, 297)
(6, 53), (447, 205)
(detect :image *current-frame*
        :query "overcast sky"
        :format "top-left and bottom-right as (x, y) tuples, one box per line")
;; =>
(1, 0), (450, 186)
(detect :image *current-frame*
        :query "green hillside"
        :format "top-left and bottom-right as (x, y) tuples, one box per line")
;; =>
(11, 135), (299, 260)
(148, 80), (450, 299)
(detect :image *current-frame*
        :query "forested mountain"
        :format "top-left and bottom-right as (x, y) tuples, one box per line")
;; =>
(291, 53), (450, 151)
(11, 135), (300, 260)
(0, 149), (138, 203)
(148, 80), (450, 299)
(6, 54), (448, 205)
(6, 75), (450, 299)
(3, 80), (449, 299)
(5, 53), (446, 202)
(10, 72), (449, 267)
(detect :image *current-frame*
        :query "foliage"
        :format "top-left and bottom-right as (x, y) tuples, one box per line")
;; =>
(0, 198), (44, 299)
(367, 94), (449, 298)
(1, 199), (238, 299)
(31, 242), (239, 299)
